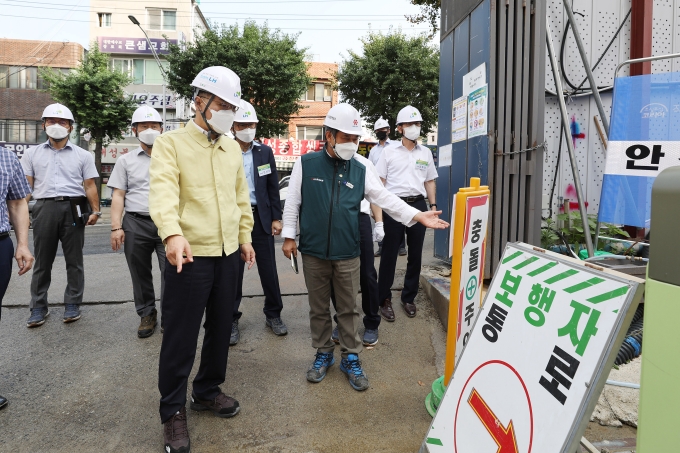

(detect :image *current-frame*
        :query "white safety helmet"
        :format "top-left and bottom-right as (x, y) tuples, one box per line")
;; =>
(41, 103), (74, 123)
(374, 117), (389, 130)
(131, 105), (163, 126)
(396, 105), (423, 125)
(324, 103), (362, 136)
(191, 66), (242, 108)
(234, 101), (259, 123)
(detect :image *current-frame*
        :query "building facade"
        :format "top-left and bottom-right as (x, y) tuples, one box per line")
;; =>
(287, 62), (338, 140)
(89, 0), (208, 179)
(0, 39), (85, 156)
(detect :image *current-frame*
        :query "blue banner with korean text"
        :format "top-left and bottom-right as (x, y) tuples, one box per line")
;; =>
(599, 72), (680, 228)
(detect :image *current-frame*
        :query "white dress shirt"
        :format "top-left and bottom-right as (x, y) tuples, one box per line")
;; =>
(107, 147), (152, 214)
(359, 154), (380, 215)
(282, 151), (419, 239)
(375, 141), (438, 197)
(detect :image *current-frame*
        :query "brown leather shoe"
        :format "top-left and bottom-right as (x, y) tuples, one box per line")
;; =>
(190, 392), (240, 418)
(138, 309), (157, 338)
(402, 302), (417, 318)
(379, 299), (395, 322)
(163, 407), (190, 453)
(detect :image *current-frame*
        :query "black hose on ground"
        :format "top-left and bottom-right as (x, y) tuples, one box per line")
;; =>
(614, 304), (644, 366)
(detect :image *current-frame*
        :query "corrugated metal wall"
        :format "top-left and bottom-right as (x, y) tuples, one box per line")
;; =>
(436, 0), (546, 276)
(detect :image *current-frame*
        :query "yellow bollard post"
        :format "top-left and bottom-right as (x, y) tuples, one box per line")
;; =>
(443, 177), (490, 385)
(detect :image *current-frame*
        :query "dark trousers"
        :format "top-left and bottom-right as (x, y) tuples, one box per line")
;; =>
(331, 213), (381, 330)
(0, 236), (14, 321)
(378, 199), (427, 305)
(30, 199), (85, 309)
(122, 214), (166, 318)
(234, 210), (283, 320)
(378, 234), (405, 250)
(158, 251), (239, 423)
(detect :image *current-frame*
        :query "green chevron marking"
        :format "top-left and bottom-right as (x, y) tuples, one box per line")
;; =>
(513, 256), (539, 270)
(587, 286), (630, 304)
(544, 269), (578, 284)
(564, 277), (606, 293)
(426, 438), (444, 446)
(502, 250), (523, 264)
(527, 261), (558, 276)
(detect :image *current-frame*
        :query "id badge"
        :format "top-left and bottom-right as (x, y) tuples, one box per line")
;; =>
(258, 163), (272, 176)
(415, 159), (428, 171)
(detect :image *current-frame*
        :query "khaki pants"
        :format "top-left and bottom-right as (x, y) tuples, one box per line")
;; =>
(301, 253), (361, 358)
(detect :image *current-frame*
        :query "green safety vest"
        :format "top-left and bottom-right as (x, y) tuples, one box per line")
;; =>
(298, 150), (366, 260)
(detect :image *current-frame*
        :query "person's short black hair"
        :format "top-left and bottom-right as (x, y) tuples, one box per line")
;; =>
(324, 126), (338, 138)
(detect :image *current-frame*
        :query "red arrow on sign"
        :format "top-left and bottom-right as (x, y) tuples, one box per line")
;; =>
(467, 388), (519, 453)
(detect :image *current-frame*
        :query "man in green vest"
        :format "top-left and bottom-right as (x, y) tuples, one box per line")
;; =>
(281, 103), (449, 391)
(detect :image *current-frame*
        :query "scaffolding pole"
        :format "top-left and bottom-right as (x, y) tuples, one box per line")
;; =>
(546, 21), (595, 258)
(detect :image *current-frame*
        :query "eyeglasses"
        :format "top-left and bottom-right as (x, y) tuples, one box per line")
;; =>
(198, 96), (239, 112)
(45, 118), (71, 127)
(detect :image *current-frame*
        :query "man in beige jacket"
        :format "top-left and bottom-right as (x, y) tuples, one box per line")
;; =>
(149, 66), (255, 453)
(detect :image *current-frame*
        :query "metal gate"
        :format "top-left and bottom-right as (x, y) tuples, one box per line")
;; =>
(436, 0), (547, 276)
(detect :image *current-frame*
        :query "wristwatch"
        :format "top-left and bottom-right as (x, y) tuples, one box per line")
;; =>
(93, 211), (102, 216)
(430, 204), (437, 209)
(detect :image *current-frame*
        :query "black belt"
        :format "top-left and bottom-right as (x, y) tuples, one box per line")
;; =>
(37, 196), (86, 202)
(127, 212), (152, 221)
(400, 195), (425, 203)
(251, 205), (258, 212)
(0, 232), (10, 239)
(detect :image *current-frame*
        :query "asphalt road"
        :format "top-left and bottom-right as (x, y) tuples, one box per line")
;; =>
(0, 226), (449, 452)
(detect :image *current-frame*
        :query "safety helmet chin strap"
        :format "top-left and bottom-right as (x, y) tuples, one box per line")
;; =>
(196, 91), (219, 141)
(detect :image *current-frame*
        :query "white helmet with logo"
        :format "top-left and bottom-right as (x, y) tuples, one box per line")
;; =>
(234, 101), (259, 123)
(396, 105), (423, 125)
(41, 103), (74, 122)
(131, 105), (163, 125)
(191, 66), (242, 108)
(374, 117), (389, 130)
(324, 103), (362, 136)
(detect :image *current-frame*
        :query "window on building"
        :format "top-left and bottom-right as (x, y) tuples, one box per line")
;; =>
(0, 66), (8, 89)
(2, 120), (43, 143)
(147, 8), (176, 31)
(98, 13), (112, 27)
(300, 83), (332, 102)
(296, 126), (323, 140)
(6, 66), (38, 89)
(111, 59), (131, 76)
(132, 59), (145, 85)
(145, 60), (169, 85)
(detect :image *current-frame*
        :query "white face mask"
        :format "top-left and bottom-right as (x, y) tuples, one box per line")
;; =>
(403, 125), (421, 141)
(207, 109), (235, 135)
(137, 128), (161, 146)
(235, 127), (256, 143)
(333, 140), (358, 160)
(46, 124), (70, 140)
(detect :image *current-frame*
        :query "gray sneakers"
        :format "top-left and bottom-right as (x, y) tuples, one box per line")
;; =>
(265, 317), (288, 336)
(27, 308), (49, 328)
(340, 354), (370, 391)
(306, 352), (335, 383)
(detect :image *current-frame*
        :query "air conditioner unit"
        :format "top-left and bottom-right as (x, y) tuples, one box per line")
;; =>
(323, 96), (331, 102)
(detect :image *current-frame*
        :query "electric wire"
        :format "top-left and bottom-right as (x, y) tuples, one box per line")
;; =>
(0, 14), (427, 31)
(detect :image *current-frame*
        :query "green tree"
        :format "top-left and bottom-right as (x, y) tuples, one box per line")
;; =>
(165, 21), (311, 138)
(406, 0), (441, 37)
(41, 44), (137, 198)
(336, 31), (439, 138)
